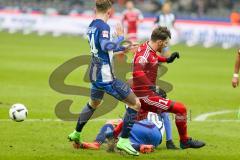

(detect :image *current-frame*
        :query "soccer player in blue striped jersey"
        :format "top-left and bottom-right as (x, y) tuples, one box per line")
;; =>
(68, 0), (141, 156)
(75, 112), (177, 153)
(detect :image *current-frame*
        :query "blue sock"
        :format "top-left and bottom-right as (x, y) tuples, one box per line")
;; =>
(95, 124), (114, 144)
(121, 107), (137, 138)
(161, 112), (172, 141)
(131, 143), (140, 151)
(75, 103), (95, 132)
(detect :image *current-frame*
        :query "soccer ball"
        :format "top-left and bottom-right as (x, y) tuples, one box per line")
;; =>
(9, 103), (28, 122)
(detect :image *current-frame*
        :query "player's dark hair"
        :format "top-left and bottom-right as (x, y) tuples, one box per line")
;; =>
(96, 0), (113, 13)
(151, 26), (171, 42)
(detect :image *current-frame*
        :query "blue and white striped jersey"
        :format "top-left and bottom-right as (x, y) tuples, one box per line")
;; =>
(87, 19), (115, 84)
(155, 12), (175, 29)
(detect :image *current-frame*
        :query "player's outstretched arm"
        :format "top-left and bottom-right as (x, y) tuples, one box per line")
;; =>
(100, 36), (126, 52)
(100, 23), (128, 53)
(157, 52), (180, 63)
(232, 49), (240, 88)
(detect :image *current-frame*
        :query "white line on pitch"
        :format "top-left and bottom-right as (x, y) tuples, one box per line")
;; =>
(195, 120), (240, 122)
(193, 110), (237, 121)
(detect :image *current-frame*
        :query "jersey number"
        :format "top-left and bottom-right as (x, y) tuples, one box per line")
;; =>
(89, 34), (98, 57)
(147, 112), (163, 129)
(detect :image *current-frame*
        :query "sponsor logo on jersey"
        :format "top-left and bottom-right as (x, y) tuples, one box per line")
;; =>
(102, 30), (109, 38)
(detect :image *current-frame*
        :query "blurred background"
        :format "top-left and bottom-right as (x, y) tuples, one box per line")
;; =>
(0, 0), (240, 48)
(0, 0), (240, 18)
(0, 2), (240, 159)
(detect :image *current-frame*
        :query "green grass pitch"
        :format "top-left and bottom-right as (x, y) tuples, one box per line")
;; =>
(0, 32), (240, 160)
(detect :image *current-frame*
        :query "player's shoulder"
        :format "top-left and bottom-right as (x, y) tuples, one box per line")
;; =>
(133, 8), (142, 14)
(92, 19), (110, 31)
(133, 8), (141, 12)
(136, 42), (148, 53)
(158, 12), (175, 17)
(134, 42), (152, 62)
(122, 9), (128, 15)
(99, 21), (110, 31)
(157, 11), (164, 16)
(170, 13), (175, 18)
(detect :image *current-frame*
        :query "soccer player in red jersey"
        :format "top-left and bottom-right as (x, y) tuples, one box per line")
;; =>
(131, 26), (205, 149)
(122, 0), (143, 42)
(232, 48), (240, 88)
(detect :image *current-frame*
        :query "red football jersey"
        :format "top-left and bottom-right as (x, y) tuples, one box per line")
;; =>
(132, 42), (167, 97)
(122, 8), (143, 34)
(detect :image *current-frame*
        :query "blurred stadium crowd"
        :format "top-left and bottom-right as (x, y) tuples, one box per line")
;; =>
(0, 0), (240, 19)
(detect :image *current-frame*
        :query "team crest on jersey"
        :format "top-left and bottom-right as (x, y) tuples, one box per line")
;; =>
(102, 30), (109, 38)
(138, 56), (148, 64)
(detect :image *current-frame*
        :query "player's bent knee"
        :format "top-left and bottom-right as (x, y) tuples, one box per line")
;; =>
(131, 98), (141, 111)
(136, 99), (141, 110)
(177, 102), (187, 114)
(172, 102), (187, 114)
(89, 100), (102, 109)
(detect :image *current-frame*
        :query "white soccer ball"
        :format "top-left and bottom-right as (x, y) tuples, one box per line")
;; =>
(9, 103), (28, 122)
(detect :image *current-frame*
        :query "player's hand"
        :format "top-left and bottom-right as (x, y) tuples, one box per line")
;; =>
(232, 77), (239, 88)
(149, 86), (167, 98)
(115, 23), (124, 37)
(167, 52), (180, 63)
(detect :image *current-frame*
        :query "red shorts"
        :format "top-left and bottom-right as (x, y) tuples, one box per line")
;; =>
(136, 95), (174, 121)
(127, 26), (137, 34)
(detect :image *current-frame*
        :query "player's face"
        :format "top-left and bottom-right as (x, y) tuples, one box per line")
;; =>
(126, 1), (134, 10)
(162, 4), (171, 14)
(157, 39), (169, 52)
(106, 8), (113, 18)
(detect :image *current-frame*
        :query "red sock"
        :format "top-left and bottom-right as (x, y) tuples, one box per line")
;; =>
(170, 102), (188, 143)
(113, 121), (123, 138)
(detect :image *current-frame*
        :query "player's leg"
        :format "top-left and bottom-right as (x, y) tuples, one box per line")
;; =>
(105, 79), (140, 155)
(105, 80), (141, 134)
(160, 112), (172, 141)
(121, 92), (141, 138)
(68, 100), (100, 144)
(79, 123), (114, 150)
(146, 100), (189, 146)
(169, 102), (205, 149)
(117, 93), (141, 155)
(140, 96), (205, 149)
(68, 85), (104, 144)
(160, 112), (178, 149)
(106, 121), (155, 154)
(151, 86), (178, 149)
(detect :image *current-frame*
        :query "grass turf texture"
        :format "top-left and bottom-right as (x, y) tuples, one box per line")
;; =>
(0, 32), (240, 160)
